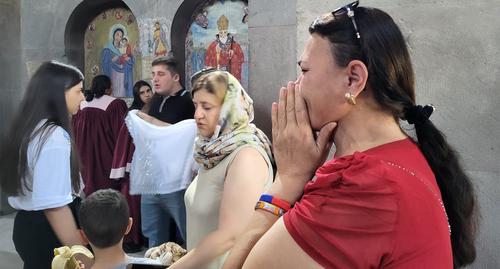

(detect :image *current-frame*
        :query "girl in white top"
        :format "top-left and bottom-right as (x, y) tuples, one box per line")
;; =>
(0, 61), (93, 268)
(167, 71), (274, 269)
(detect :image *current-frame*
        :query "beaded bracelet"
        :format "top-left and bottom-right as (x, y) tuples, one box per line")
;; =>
(255, 201), (286, 217)
(259, 194), (292, 211)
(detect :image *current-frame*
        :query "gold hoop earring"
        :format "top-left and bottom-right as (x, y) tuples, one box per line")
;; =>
(345, 93), (356, 105)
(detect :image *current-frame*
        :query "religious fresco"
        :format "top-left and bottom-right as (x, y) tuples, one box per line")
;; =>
(137, 17), (172, 80)
(186, 0), (249, 91)
(84, 7), (141, 98)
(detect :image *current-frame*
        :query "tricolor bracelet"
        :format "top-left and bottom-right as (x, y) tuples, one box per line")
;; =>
(255, 201), (286, 217)
(259, 194), (292, 211)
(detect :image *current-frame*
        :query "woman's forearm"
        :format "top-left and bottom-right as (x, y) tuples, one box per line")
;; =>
(44, 205), (84, 247)
(223, 173), (303, 268)
(222, 210), (279, 269)
(169, 229), (237, 269)
(137, 111), (171, 126)
(45, 205), (95, 267)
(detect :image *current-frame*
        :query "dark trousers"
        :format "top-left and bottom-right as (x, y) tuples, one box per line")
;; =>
(13, 197), (81, 269)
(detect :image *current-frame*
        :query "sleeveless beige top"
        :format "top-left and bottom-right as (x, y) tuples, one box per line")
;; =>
(184, 145), (274, 269)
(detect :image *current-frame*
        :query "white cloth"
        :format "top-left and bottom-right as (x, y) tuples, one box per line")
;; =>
(112, 257), (161, 269)
(9, 120), (76, 211)
(126, 110), (197, 195)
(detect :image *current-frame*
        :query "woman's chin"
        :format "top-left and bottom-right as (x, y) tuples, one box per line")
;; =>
(199, 130), (214, 138)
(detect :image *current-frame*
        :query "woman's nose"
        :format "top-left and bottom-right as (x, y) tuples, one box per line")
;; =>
(295, 74), (303, 85)
(194, 110), (203, 120)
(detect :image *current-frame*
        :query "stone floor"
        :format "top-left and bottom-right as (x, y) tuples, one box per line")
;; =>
(0, 211), (22, 268)
(0, 211), (147, 268)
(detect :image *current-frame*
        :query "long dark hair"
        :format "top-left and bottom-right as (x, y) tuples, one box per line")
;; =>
(0, 61), (83, 196)
(84, 75), (111, 102)
(129, 80), (151, 111)
(310, 7), (477, 268)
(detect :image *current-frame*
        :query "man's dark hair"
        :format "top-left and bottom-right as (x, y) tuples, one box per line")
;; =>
(152, 56), (180, 77)
(79, 189), (130, 249)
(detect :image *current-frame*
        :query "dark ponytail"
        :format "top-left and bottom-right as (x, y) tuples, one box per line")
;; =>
(413, 117), (477, 267)
(85, 75), (111, 102)
(310, 6), (477, 268)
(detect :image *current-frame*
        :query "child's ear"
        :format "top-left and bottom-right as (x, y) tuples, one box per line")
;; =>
(124, 217), (133, 235)
(78, 229), (90, 245)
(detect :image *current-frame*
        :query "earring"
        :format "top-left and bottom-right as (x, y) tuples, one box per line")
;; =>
(345, 93), (356, 105)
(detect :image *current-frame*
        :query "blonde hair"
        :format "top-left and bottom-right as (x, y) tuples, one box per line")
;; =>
(191, 71), (228, 104)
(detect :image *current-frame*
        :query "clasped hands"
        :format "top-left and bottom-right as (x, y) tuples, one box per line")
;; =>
(271, 82), (337, 199)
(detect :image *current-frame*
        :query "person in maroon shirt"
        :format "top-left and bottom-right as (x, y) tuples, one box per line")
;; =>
(110, 80), (154, 253)
(72, 75), (128, 196)
(223, 2), (477, 269)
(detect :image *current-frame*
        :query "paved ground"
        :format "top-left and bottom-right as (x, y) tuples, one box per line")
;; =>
(0, 211), (23, 268)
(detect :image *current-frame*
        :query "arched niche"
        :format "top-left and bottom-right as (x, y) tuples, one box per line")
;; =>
(64, 0), (130, 83)
(171, 0), (248, 89)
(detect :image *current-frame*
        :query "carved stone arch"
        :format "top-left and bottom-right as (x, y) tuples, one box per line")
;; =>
(64, 0), (130, 77)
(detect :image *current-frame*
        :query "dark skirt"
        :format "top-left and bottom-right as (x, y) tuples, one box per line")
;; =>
(13, 197), (81, 269)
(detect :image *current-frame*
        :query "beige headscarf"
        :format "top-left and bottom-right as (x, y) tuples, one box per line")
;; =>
(193, 72), (273, 169)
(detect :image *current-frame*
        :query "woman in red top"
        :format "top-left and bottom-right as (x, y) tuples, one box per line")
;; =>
(223, 2), (477, 269)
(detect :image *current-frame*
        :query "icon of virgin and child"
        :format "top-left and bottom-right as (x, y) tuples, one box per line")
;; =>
(101, 25), (135, 97)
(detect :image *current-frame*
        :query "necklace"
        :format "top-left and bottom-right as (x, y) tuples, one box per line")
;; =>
(385, 161), (451, 234)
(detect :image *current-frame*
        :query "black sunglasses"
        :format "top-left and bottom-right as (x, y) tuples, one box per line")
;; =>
(332, 1), (361, 40)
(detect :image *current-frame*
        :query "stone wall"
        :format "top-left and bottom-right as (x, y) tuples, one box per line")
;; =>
(0, 0), (21, 214)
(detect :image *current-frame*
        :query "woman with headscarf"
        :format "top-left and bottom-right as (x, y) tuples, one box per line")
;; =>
(163, 71), (274, 269)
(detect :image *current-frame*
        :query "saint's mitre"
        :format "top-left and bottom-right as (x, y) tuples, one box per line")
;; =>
(217, 15), (229, 30)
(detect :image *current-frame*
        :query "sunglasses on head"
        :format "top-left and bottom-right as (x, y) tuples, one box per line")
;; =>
(332, 1), (361, 41)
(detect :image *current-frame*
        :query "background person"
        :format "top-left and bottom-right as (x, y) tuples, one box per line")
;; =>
(111, 80), (153, 253)
(136, 56), (195, 248)
(72, 75), (128, 197)
(0, 61), (93, 269)
(129, 80), (153, 111)
(223, 2), (477, 268)
(167, 71), (274, 269)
